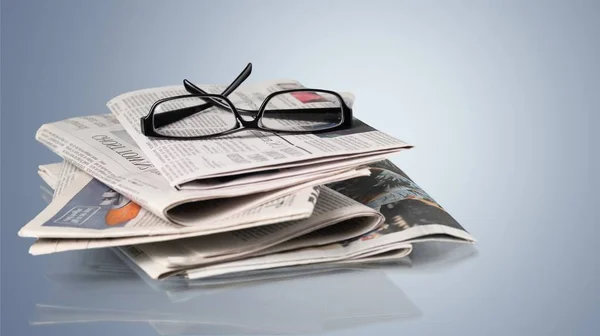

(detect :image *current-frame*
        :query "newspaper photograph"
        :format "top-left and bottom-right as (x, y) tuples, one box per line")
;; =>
(34, 114), (370, 227)
(106, 79), (412, 189)
(327, 160), (474, 245)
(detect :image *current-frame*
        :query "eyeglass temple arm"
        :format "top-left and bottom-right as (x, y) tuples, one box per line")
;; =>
(152, 102), (213, 129)
(184, 63), (252, 109)
(152, 63), (253, 128)
(251, 108), (344, 121)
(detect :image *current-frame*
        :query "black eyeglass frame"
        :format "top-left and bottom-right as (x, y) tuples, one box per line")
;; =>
(140, 63), (353, 140)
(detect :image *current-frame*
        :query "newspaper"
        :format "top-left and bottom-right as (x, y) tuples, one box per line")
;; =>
(34, 114), (371, 227)
(23, 162), (318, 254)
(117, 160), (475, 280)
(27, 164), (383, 267)
(37, 162), (63, 191)
(107, 79), (413, 189)
(117, 187), (383, 280)
(24, 161), (315, 238)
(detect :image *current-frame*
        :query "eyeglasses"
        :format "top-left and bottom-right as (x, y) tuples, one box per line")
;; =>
(140, 63), (353, 139)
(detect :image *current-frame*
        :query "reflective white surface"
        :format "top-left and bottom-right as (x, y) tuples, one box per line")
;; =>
(31, 249), (420, 335)
(28, 235), (478, 335)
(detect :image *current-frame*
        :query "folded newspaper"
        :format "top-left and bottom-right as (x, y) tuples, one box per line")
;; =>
(32, 159), (475, 280)
(106, 79), (413, 190)
(23, 162), (381, 261)
(32, 114), (370, 231)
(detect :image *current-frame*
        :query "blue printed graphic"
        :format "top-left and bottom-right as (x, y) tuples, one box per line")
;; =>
(44, 179), (141, 229)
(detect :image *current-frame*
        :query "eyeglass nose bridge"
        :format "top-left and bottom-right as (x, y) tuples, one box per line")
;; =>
(236, 114), (263, 128)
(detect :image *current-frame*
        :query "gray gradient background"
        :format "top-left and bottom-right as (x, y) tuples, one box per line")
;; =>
(1, 0), (599, 335)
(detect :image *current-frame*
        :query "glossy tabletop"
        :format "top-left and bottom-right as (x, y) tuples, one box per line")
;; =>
(2, 1), (599, 335)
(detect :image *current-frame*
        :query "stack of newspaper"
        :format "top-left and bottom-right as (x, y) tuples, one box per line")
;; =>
(20, 77), (475, 280)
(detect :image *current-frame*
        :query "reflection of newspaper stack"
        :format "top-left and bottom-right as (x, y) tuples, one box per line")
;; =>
(33, 248), (421, 335)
